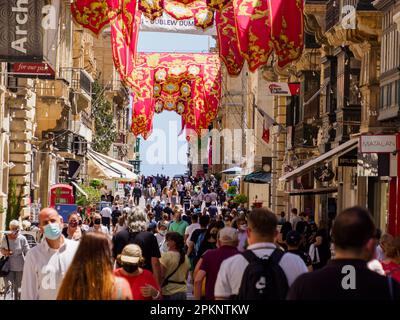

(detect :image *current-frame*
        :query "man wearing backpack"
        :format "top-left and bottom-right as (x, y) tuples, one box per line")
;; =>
(214, 208), (307, 300)
(186, 215), (210, 281)
(287, 207), (400, 300)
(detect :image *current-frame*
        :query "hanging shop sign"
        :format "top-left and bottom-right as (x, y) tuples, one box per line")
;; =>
(140, 12), (217, 35)
(338, 149), (358, 167)
(0, 0), (60, 66)
(10, 62), (55, 78)
(314, 166), (335, 182)
(266, 82), (300, 96)
(360, 135), (397, 153)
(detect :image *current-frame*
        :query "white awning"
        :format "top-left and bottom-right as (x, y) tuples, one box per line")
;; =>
(87, 150), (137, 182)
(279, 138), (358, 182)
(89, 149), (134, 169)
(70, 181), (88, 198)
(108, 161), (138, 182)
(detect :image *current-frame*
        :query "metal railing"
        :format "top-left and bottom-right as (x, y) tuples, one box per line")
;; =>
(58, 67), (93, 96)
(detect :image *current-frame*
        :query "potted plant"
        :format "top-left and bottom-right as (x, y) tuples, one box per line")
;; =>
(227, 186), (237, 197)
(233, 194), (248, 205)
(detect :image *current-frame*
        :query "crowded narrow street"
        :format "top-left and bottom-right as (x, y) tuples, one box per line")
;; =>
(0, 0), (400, 305)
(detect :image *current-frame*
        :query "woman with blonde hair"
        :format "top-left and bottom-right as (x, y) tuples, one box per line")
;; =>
(170, 188), (179, 206)
(57, 232), (132, 300)
(162, 187), (170, 203)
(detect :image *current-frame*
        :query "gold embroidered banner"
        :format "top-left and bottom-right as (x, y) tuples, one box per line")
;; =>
(215, 2), (244, 76)
(269, 0), (304, 68)
(233, 0), (272, 72)
(129, 53), (221, 138)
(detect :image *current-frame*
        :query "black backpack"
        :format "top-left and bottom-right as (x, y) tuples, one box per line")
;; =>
(236, 248), (289, 300)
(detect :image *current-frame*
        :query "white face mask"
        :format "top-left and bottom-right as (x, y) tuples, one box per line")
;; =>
(159, 230), (167, 236)
(239, 224), (247, 231)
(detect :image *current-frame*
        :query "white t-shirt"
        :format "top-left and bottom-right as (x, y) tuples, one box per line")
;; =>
(100, 207), (112, 219)
(21, 238), (79, 300)
(214, 242), (308, 298)
(184, 223), (200, 246)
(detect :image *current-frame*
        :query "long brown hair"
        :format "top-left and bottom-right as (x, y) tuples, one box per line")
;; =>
(57, 232), (114, 300)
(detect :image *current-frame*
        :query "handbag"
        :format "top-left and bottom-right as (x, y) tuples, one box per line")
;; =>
(0, 235), (10, 277)
(161, 259), (185, 288)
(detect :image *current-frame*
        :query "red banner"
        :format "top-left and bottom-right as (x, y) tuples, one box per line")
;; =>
(268, 0), (304, 68)
(215, 2), (244, 76)
(233, 0), (272, 72)
(71, 0), (119, 35)
(129, 53), (221, 139)
(110, 2), (141, 93)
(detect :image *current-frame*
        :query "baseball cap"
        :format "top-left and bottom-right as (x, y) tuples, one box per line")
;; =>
(286, 230), (301, 246)
(120, 244), (142, 264)
(218, 227), (238, 243)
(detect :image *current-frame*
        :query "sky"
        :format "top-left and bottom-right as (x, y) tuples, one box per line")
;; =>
(137, 32), (212, 177)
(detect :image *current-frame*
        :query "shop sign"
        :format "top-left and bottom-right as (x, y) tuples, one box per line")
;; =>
(314, 166), (335, 182)
(11, 62), (55, 77)
(360, 135), (397, 153)
(266, 82), (300, 96)
(338, 149), (358, 167)
(0, 0), (60, 66)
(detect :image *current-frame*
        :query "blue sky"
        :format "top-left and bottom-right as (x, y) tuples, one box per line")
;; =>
(137, 32), (212, 177)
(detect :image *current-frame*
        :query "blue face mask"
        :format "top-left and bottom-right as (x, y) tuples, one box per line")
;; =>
(44, 223), (62, 240)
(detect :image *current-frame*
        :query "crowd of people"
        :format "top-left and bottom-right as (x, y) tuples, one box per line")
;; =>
(1, 174), (400, 300)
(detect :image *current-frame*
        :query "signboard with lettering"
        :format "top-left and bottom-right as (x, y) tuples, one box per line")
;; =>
(140, 12), (216, 35)
(10, 62), (55, 77)
(266, 82), (300, 96)
(338, 149), (358, 167)
(55, 204), (78, 223)
(0, 0), (59, 67)
(360, 135), (397, 153)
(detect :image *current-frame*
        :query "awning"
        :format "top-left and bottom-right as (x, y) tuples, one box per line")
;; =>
(70, 181), (88, 198)
(287, 187), (338, 196)
(279, 138), (358, 182)
(221, 166), (242, 174)
(244, 170), (271, 184)
(87, 150), (138, 182)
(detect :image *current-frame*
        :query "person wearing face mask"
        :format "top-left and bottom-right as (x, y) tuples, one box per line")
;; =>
(62, 213), (84, 241)
(235, 215), (248, 252)
(89, 214), (110, 236)
(21, 208), (79, 300)
(0, 220), (30, 299)
(155, 222), (169, 254)
(114, 244), (161, 300)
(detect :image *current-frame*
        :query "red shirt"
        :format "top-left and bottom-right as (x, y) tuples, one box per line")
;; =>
(382, 261), (400, 283)
(114, 268), (160, 300)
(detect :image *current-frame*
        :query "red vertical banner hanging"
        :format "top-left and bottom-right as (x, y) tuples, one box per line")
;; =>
(268, 0), (304, 68)
(233, 0), (273, 72)
(215, 2), (245, 76)
(110, 1), (141, 93)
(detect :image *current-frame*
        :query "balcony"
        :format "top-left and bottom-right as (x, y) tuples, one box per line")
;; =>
(325, 0), (375, 32)
(294, 122), (319, 148)
(81, 110), (93, 129)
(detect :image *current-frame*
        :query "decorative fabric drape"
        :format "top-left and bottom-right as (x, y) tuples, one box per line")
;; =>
(71, 0), (305, 76)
